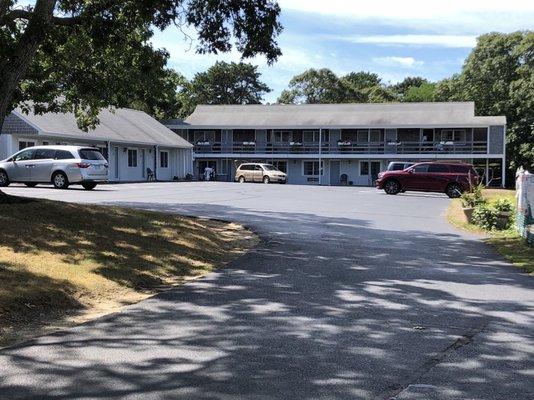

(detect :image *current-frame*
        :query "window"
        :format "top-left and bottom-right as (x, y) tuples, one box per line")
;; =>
(440, 129), (466, 142)
(79, 149), (106, 160)
(428, 164), (449, 173)
(18, 141), (35, 150)
(42, 141), (50, 146)
(239, 164), (253, 171)
(360, 161), (370, 175)
(357, 130), (369, 143)
(193, 130), (218, 143)
(303, 161), (323, 176)
(33, 149), (56, 160)
(128, 149), (138, 167)
(272, 161), (287, 173)
(369, 129), (382, 143)
(413, 164), (429, 173)
(14, 149), (35, 161)
(303, 130), (318, 142)
(55, 150), (74, 160)
(272, 130), (291, 142)
(160, 151), (169, 168)
(233, 130), (255, 142)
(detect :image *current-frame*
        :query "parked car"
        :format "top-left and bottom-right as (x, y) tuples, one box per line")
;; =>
(375, 161), (479, 198)
(235, 163), (287, 184)
(0, 145), (108, 190)
(386, 161), (415, 171)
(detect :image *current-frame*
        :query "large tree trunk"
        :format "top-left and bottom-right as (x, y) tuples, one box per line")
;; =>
(0, 0), (56, 199)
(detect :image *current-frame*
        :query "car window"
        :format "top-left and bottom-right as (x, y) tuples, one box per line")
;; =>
(413, 164), (429, 173)
(55, 150), (75, 160)
(392, 164), (405, 171)
(254, 165), (263, 171)
(449, 164), (469, 173)
(428, 164), (449, 173)
(33, 149), (56, 160)
(14, 149), (35, 161)
(79, 149), (106, 160)
(262, 165), (277, 171)
(239, 165), (250, 171)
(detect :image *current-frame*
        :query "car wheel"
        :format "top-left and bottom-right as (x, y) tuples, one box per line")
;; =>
(52, 172), (69, 189)
(263, 176), (270, 184)
(24, 183), (37, 187)
(446, 183), (462, 198)
(383, 179), (401, 195)
(82, 183), (97, 190)
(238, 176), (246, 183)
(0, 170), (10, 187)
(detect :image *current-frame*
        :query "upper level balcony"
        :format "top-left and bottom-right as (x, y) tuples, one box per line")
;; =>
(188, 127), (492, 156)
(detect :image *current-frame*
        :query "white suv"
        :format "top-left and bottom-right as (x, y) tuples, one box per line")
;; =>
(0, 145), (108, 190)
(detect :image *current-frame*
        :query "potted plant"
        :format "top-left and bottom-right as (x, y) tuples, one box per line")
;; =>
(494, 198), (514, 230)
(459, 184), (485, 223)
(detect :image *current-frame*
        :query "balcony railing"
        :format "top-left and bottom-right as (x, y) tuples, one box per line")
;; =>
(194, 141), (488, 155)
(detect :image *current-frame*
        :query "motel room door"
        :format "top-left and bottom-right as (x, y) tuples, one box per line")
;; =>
(330, 161), (341, 185)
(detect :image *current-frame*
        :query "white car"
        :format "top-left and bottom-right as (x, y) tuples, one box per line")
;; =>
(0, 145), (108, 190)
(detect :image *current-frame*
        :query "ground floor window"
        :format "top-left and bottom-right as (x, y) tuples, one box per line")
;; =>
(360, 161), (370, 175)
(160, 151), (169, 168)
(18, 140), (35, 150)
(303, 161), (323, 176)
(272, 160), (287, 173)
(128, 149), (138, 167)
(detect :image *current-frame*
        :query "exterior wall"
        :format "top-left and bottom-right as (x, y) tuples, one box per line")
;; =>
(1, 114), (38, 136)
(488, 125), (505, 155)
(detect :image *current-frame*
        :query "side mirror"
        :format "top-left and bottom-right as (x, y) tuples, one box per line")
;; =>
(408, 169), (414, 174)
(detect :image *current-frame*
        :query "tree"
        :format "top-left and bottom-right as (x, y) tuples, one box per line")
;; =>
(435, 31), (534, 177)
(392, 76), (429, 97)
(181, 61), (271, 117)
(0, 0), (282, 130)
(403, 82), (436, 102)
(277, 68), (347, 104)
(341, 72), (384, 102)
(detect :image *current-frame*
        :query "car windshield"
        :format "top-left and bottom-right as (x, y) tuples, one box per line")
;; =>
(79, 149), (106, 160)
(262, 165), (279, 171)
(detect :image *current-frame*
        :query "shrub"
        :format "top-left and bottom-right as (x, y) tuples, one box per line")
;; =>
(494, 198), (514, 213)
(460, 184), (486, 208)
(472, 205), (498, 230)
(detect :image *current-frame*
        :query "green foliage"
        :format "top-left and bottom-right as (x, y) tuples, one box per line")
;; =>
(494, 198), (514, 213)
(435, 31), (534, 176)
(403, 83), (436, 102)
(472, 205), (498, 230)
(0, 0), (283, 129)
(277, 68), (398, 104)
(460, 185), (486, 208)
(179, 61), (270, 117)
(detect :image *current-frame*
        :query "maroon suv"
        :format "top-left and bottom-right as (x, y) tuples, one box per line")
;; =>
(376, 162), (479, 198)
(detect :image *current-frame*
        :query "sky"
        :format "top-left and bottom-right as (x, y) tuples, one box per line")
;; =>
(151, 0), (534, 103)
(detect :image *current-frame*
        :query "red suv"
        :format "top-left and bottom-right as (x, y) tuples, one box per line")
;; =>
(376, 162), (479, 198)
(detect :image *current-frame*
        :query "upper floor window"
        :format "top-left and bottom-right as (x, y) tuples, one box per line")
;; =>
(272, 130), (291, 142)
(440, 129), (466, 142)
(193, 130), (218, 143)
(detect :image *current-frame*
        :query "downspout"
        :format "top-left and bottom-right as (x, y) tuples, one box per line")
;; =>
(154, 145), (158, 181)
(107, 140), (111, 181)
(319, 127), (322, 185)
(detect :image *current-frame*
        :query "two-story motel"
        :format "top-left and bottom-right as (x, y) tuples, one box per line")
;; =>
(165, 102), (507, 187)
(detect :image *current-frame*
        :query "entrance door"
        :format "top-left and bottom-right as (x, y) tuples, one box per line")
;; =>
(330, 161), (340, 185)
(370, 161), (381, 184)
(198, 160), (217, 180)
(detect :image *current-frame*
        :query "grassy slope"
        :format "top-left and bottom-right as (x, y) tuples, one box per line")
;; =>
(0, 199), (257, 347)
(447, 189), (533, 274)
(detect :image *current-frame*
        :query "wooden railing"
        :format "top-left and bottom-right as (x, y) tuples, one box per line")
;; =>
(194, 141), (488, 155)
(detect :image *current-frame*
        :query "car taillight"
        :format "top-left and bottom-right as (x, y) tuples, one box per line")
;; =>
(76, 162), (91, 168)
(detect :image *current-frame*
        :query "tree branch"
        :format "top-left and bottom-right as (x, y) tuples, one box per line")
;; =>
(3, 8), (81, 26)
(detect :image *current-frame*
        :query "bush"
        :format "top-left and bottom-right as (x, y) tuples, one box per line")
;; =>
(460, 184), (486, 208)
(472, 205), (498, 230)
(494, 198), (514, 213)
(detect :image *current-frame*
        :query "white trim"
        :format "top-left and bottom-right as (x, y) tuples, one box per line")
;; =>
(127, 148), (138, 168)
(184, 123), (505, 130)
(194, 153), (505, 160)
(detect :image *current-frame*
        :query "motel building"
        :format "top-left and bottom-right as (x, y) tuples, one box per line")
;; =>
(164, 102), (507, 187)
(0, 106), (193, 182)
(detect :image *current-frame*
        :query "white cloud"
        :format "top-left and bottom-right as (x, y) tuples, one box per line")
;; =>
(333, 34), (476, 48)
(279, 0), (534, 34)
(372, 56), (423, 68)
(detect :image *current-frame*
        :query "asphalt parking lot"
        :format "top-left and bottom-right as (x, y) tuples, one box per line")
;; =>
(1, 182), (533, 400)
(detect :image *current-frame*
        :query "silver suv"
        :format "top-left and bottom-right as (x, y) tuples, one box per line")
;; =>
(235, 163), (287, 184)
(0, 145), (108, 190)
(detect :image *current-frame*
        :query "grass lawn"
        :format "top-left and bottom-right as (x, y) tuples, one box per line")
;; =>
(447, 188), (534, 274)
(0, 197), (257, 347)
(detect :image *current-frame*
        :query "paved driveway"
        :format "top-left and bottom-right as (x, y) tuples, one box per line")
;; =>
(1, 182), (533, 400)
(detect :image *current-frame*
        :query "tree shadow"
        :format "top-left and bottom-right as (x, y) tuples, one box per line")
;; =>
(0, 201), (532, 399)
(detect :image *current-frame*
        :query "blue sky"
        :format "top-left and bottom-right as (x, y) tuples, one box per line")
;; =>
(150, 1), (533, 103)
